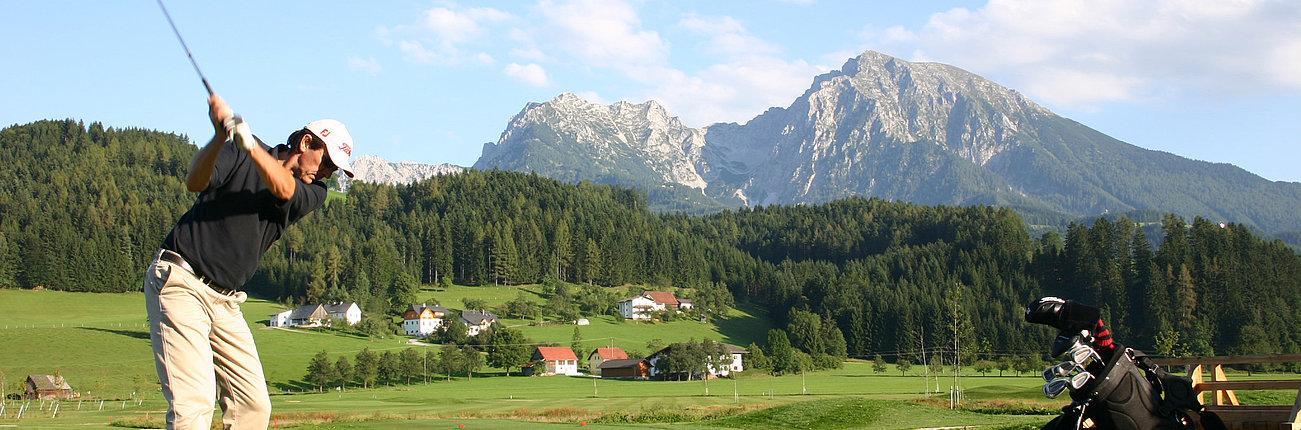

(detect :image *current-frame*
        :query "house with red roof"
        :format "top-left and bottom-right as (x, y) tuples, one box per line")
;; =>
(532, 346), (581, 375)
(587, 347), (629, 373)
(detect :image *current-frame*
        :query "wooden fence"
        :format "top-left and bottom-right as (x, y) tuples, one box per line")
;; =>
(1153, 354), (1301, 430)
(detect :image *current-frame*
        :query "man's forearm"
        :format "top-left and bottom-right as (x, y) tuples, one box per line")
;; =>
(185, 134), (227, 192)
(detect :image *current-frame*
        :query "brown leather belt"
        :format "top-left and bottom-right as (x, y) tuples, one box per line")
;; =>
(156, 249), (236, 295)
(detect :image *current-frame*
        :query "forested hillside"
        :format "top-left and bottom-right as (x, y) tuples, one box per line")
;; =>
(4, 120), (1301, 361)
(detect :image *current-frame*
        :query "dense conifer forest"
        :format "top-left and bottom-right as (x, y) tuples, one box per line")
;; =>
(5, 120), (1301, 361)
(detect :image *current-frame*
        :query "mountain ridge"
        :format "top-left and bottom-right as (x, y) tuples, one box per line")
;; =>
(461, 50), (1301, 234)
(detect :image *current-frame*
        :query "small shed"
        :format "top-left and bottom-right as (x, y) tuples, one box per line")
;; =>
(598, 358), (650, 380)
(25, 374), (73, 400)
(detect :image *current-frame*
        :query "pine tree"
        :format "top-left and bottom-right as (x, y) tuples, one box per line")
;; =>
(334, 355), (353, 392)
(354, 348), (379, 389)
(306, 350), (335, 392)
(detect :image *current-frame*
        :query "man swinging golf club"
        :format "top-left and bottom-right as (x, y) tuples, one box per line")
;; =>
(144, 93), (354, 429)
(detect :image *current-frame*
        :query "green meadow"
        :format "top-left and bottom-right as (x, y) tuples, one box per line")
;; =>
(2, 288), (1068, 428)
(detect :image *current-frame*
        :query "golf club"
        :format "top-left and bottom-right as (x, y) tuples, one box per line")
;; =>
(1050, 330), (1092, 358)
(1069, 371), (1093, 390)
(156, 0), (255, 149)
(1043, 361), (1084, 382)
(156, 0), (213, 96)
(1044, 378), (1070, 399)
(1067, 343), (1101, 367)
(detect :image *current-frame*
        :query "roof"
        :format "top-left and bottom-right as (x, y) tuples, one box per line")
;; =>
(323, 302), (359, 313)
(461, 310), (499, 325)
(643, 291), (679, 306)
(648, 342), (742, 358)
(288, 304), (327, 320)
(406, 304), (451, 317)
(534, 347), (578, 361)
(27, 375), (71, 391)
(598, 358), (645, 369)
(590, 347), (629, 360)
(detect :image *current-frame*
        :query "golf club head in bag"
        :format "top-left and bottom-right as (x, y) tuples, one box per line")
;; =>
(1067, 343), (1102, 368)
(1043, 361), (1084, 382)
(1044, 377), (1071, 399)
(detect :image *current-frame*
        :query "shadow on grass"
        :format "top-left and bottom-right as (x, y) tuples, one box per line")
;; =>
(712, 302), (774, 347)
(80, 326), (150, 340)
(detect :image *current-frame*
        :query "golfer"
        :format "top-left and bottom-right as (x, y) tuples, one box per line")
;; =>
(144, 93), (354, 429)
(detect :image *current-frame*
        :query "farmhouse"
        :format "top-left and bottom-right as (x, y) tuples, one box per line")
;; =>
(532, 346), (581, 376)
(598, 358), (650, 379)
(402, 304), (452, 337)
(617, 291), (683, 320)
(270, 302), (361, 328)
(461, 310), (499, 336)
(587, 347), (629, 373)
(25, 374), (74, 400)
(646, 342), (746, 380)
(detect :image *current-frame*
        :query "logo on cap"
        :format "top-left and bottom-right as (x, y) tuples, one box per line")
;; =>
(321, 129), (331, 137)
(338, 142), (352, 156)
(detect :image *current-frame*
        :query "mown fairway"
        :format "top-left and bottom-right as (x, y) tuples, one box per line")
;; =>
(2, 288), (1063, 428)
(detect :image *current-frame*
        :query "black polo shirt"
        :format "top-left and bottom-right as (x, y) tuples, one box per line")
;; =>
(161, 137), (327, 290)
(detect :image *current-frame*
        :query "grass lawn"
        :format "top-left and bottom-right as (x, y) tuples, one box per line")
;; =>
(7, 288), (1296, 429)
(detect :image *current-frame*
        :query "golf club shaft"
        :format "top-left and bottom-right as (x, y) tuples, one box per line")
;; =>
(157, 0), (213, 95)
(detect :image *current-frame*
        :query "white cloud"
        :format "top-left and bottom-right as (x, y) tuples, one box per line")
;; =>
(678, 14), (780, 57)
(645, 55), (822, 128)
(534, 0), (668, 66)
(382, 6), (513, 65)
(346, 56), (382, 75)
(879, 0), (1301, 107)
(504, 63), (551, 86)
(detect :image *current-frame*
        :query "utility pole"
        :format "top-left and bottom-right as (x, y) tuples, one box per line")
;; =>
(950, 282), (963, 409)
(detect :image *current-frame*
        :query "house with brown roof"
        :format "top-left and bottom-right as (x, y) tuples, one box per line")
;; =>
(532, 346), (581, 375)
(25, 374), (74, 400)
(587, 347), (629, 373)
(617, 291), (683, 320)
(598, 358), (650, 379)
(402, 304), (452, 337)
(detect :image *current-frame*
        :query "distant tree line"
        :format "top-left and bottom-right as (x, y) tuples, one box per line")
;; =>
(6, 120), (1301, 362)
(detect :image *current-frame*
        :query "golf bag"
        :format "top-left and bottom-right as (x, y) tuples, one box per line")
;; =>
(1027, 297), (1227, 430)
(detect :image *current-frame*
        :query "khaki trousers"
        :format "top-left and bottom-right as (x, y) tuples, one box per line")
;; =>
(144, 258), (271, 430)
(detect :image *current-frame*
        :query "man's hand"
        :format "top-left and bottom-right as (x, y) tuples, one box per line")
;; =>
(224, 116), (257, 152)
(208, 93), (233, 140)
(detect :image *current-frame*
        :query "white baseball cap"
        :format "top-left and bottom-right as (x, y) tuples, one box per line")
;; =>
(305, 119), (355, 178)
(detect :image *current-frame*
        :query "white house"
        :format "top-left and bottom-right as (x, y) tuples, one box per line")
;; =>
(402, 304), (451, 337)
(325, 302), (362, 326)
(618, 291), (682, 320)
(646, 342), (746, 379)
(533, 347), (581, 376)
(269, 310), (291, 327)
(461, 310), (498, 336)
(723, 344), (747, 373)
(269, 302), (361, 328)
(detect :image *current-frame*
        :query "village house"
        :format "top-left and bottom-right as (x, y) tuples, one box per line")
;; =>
(617, 291), (684, 320)
(645, 342), (747, 380)
(402, 304), (452, 337)
(598, 358), (650, 379)
(25, 374), (74, 400)
(532, 346), (581, 376)
(587, 347), (629, 374)
(270, 302), (361, 328)
(461, 310), (499, 336)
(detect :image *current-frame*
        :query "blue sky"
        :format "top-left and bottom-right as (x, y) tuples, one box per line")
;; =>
(5, 1), (1300, 182)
